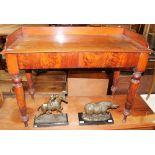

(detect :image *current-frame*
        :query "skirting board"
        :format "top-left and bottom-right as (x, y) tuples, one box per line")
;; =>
(140, 94), (155, 113)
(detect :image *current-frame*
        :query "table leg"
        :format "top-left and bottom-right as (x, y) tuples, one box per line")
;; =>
(26, 70), (35, 99)
(0, 85), (3, 106)
(111, 69), (120, 96)
(123, 71), (142, 122)
(146, 67), (155, 100)
(123, 53), (149, 122)
(12, 74), (29, 127)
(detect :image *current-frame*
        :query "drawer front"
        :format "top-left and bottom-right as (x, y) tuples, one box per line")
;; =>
(17, 53), (79, 69)
(78, 52), (139, 68)
(17, 52), (140, 69)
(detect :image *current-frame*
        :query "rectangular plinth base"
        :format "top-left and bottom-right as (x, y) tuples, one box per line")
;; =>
(78, 112), (114, 125)
(34, 113), (68, 127)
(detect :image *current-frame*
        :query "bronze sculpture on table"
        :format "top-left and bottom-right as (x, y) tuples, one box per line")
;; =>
(34, 91), (68, 127)
(78, 101), (119, 125)
(37, 91), (68, 116)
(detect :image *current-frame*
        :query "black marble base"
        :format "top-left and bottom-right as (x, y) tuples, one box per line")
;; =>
(34, 113), (68, 127)
(78, 112), (114, 125)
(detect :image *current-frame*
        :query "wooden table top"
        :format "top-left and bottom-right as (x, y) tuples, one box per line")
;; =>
(3, 27), (151, 54)
(7, 34), (149, 53)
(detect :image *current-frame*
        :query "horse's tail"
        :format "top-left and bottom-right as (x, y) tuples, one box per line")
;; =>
(37, 105), (41, 111)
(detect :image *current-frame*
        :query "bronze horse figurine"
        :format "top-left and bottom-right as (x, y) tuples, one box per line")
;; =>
(37, 91), (68, 117)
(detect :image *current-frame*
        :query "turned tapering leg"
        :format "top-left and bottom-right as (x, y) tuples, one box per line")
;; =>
(6, 54), (29, 127)
(123, 72), (142, 122)
(12, 74), (29, 127)
(146, 67), (155, 100)
(111, 69), (120, 96)
(26, 70), (35, 99)
(0, 85), (3, 105)
(123, 52), (149, 122)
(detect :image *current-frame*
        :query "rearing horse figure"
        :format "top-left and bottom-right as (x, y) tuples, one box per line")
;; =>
(37, 91), (68, 117)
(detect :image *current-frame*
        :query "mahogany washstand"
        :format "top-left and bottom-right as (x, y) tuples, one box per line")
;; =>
(2, 27), (151, 127)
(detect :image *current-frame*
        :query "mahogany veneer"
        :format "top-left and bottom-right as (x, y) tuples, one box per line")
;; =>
(2, 27), (152, 127)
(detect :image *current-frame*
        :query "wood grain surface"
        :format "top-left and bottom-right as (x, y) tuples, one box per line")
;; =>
(6, 34), (148, 53)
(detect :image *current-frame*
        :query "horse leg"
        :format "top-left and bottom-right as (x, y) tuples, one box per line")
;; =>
(57, 108), (63, 114)
(35, 111), (47, 119)
(46, 110), (52, 115)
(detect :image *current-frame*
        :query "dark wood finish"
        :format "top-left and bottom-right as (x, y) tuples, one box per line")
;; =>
(2, 27), (152, 126)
